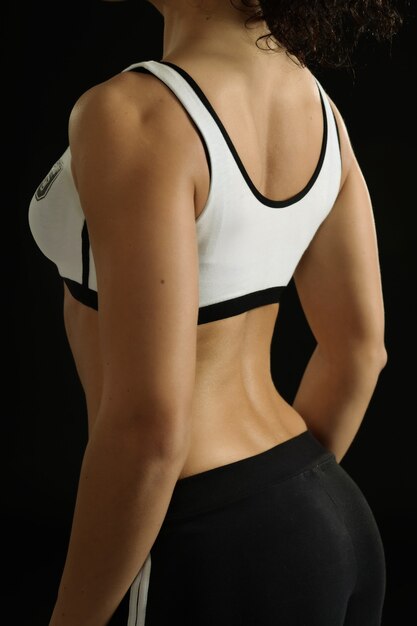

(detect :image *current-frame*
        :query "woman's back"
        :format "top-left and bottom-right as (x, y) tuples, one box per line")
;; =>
(61, 52), (352, 479)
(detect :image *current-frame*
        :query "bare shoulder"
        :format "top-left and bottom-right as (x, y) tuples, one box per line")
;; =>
(68, 69), (201, 175)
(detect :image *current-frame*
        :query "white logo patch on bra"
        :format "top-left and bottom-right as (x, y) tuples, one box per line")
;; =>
(35, 159), (64, 201)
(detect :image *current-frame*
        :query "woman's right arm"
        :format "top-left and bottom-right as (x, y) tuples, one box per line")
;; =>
(292, 98), (388, 463)
(48, 73), (199, 625)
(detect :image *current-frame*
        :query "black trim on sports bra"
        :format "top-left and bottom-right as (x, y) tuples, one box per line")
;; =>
(62, 274), (286, 324)
(158, 60), (328, 209)
(197, 286), (286, 324)
(330, 109), (341, 153)
(81, 220), (90, 288)
(64, 277), (98, 310)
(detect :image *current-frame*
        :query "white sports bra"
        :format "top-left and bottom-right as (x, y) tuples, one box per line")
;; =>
(28, 59), (342, 324)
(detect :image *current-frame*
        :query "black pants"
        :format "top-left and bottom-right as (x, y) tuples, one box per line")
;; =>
(112, 430), (386, 625)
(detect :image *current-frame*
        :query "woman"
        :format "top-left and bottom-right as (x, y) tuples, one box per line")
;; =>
(28, 0), (402, 624)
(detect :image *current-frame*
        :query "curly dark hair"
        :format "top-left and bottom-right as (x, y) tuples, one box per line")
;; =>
(234, 0), (404, 68)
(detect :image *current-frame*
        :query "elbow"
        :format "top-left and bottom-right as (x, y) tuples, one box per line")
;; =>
(360, 341), (388, 372)
(320, 338), (388, 373)
(149, 415), (192, 464)
(94, 404), (192, 466)
(378, 345), (388, 371)
(131, 409), (192, 464)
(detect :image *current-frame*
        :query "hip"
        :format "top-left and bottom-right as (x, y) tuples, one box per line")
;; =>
(114, 429), (386, 625)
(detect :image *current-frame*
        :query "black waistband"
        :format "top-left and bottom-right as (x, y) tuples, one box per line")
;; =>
(164, 429), (335, 523)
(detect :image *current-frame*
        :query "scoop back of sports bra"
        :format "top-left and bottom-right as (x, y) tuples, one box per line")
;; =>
(28, 59), (342, 325)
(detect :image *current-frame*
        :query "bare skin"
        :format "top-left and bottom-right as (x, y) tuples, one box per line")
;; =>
(62, 42), (387, 482)
(48, 3), (387, 624)
(63, 53), (346, 479)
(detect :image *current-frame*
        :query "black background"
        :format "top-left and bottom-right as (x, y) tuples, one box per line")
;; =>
(11, 0), (417, 623)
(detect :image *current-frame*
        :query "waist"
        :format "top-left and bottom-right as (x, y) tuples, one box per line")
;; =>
(178, 388), (308, 479)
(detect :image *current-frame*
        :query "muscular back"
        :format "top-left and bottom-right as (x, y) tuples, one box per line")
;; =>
(65, 56), (380, 477)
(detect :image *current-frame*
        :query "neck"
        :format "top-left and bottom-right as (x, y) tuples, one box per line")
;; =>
(147, 0), (298, 73)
